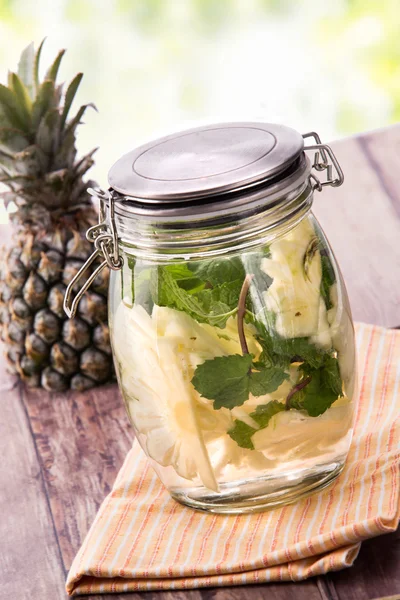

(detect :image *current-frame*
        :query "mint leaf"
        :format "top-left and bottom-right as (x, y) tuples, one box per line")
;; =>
(255, 326), (290, 369)
(215, 280), (243, 307)
(300, 354), (343, 396)
(241, 251), (272, 315)
(249, 367), (289, 396)
(192, 354), (253, 409)
(192, 354), (288, 410)
(252, 400), (286, 427)
(196, 279), (242, 315)
(163, 264), (205, 293)
(299, 371), (338, 416)
(188, 257), (245, 287)
(321, 355), (343, 397)
(228, 400), (285, 449)
(228, 419), (256, 449)
(254, 321), (326, 369)
(290, 365), (341, 417)
(274, 336), (326, 369)
(152, 266), (234, 328)
(150, 265), (242, 328)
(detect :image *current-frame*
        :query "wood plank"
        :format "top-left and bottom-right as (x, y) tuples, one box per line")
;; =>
(313, 135), (400, 328)
(329, 528), (400, 600)
(194, 582), (322, 599)
(0, 353), (67, 600)
(22, 383), (133, 571)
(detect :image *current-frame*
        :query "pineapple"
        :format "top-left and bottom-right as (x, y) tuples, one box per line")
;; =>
(0, 40), (113, 392)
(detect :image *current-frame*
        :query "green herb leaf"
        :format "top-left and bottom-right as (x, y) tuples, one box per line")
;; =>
(196, 279), (242, 313)
(255, 324), (290, 369)
(241, 250), (272, 315)
(273, 336), (326, 368)
(249, 367), (289, 396)
(228, 420), (256, 449)
(192, 354), (288, 410)
(252, 400), (286, 427)
(255, 321), (326, 369)
(188, 257), (245, 287)
(192, 354), (253, 409)
(299, 372), (337, 416)
(152, 265), (237, 328)
(290, 360), (342, 417)
(228, 400), (285, 449)
(162, 264), (205, 293)
(320, 355), (343, 397)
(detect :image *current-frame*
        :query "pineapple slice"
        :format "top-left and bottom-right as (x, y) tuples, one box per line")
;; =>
(262, 219), (327, 340)
(113, 303), (219, 491)
(153, 306), (259, 361)
(252, 403), (353, 460)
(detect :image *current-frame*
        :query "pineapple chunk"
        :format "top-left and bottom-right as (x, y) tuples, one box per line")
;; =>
(113, 303), (221, 491)
(262, 219), (328, 340)
(251, 403), (352, 459)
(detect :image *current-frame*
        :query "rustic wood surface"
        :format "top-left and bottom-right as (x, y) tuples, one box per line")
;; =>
(0, 125), (399, 600)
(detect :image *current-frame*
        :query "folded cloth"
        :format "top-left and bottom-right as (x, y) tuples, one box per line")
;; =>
(66, 323), (400, 596)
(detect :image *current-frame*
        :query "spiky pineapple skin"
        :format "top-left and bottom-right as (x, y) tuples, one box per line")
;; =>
(0, 41), (115, 391)
(0, 210), (114, 392)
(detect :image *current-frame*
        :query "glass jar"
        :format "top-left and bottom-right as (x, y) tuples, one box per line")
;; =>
(65, 123), (357, 513)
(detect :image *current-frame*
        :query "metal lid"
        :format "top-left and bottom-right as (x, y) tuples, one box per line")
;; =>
(108, 122), (305, 203)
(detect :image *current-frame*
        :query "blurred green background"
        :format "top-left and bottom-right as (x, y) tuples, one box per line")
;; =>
(0, 0), (399, 193)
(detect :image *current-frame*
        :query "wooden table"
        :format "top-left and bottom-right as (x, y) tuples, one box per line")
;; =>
(1, 126), (400, 600)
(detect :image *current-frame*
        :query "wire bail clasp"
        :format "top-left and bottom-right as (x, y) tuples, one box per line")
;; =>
(63, 188), (123, 319)
(302, 132), (344, 192)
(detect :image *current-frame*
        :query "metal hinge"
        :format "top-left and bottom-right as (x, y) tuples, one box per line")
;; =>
(302, 132), (344, 191)
(63, 188), (123, 319)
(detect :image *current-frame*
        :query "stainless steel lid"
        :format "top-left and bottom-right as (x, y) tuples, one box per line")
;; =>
(108, 122), (305, 203)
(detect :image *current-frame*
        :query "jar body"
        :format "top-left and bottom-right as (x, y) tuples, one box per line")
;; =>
(109, 212), (357, 513)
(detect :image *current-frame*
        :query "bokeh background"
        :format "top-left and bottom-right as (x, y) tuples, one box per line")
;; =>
(0, 0), (399, 197)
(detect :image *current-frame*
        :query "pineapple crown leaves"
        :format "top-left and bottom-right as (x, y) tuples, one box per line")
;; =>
(0, 39), (98, 222)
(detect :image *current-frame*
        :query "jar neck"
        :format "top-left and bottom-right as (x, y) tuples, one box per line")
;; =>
(111, 178), (314, 261)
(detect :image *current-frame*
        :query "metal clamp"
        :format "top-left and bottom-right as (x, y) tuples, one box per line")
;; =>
(63, 188), (123, 319)
(302, 132), (344, 191)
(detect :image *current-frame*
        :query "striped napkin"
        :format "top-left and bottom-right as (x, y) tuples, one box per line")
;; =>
(66, 323), (400, 596)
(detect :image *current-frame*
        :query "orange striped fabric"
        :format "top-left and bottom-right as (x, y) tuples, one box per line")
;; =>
(66, 323), (400, 596)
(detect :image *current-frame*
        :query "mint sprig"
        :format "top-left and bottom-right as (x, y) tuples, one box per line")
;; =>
(191, 354), (288, 410)
(288, 355), (343, 416)
(151, 264), (238, 328)
(255, 321), (326, 369)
